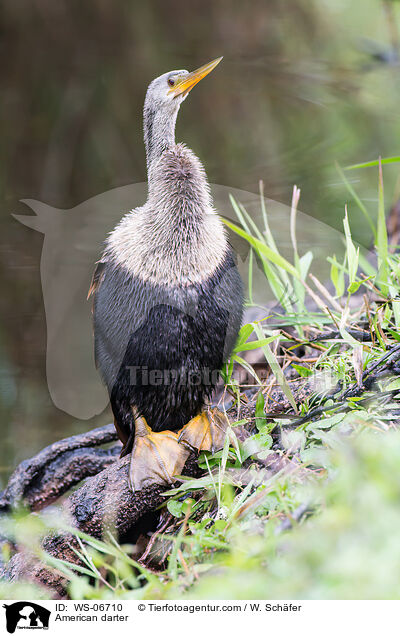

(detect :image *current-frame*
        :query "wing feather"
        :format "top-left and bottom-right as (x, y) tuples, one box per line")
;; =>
(87, 261), (106, 300)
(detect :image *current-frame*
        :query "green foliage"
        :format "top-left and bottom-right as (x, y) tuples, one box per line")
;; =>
(182, 431), (400, 600)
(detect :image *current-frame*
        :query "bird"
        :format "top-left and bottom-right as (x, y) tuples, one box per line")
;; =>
(89, 57), (244, 490)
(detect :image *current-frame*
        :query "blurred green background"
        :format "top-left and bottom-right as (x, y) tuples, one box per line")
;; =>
(1, 0), (400, 485)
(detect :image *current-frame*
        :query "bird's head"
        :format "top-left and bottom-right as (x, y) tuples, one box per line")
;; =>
(143, 57), (223, 169)
(144, 56), (223, 114)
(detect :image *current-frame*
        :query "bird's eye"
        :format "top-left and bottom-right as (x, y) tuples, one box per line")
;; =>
(168, 78), (175, 87)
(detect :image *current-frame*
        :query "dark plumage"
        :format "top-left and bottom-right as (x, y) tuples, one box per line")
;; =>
(94, 250), (242, 438)
(90, 58), (244, 468)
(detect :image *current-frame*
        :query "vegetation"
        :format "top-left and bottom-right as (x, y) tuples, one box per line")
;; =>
(2, 159), (400, 599)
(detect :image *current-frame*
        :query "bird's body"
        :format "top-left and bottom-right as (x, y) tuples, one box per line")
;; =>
(90, 59), (243, 488)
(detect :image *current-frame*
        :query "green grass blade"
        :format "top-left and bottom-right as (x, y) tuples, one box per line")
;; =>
(229, 194), (252, 235)
(343, 206), (359, 287)
(235, 323), (256, 348)
(346, 156), (400, 170)
(252, 323), (298, 413)
(223, 219), (300, 278)
(259, 180), (279, 252)
(224, 218), (295, 312)
(336, 162), (376, 238)
(233, 333), (280, 353)
(237, 195), (293, 294)
(248, 248), (254, 304)
(376, 159), (389, 295)
(233, 354), (262, 385)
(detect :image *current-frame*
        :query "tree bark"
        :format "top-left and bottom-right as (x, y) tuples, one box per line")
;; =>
(0, 424), (121, 512)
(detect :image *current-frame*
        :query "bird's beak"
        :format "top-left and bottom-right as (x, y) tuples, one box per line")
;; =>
(169, 57), (223, 97)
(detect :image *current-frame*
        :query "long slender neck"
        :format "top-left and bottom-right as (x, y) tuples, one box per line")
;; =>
(143, 100), (211, 231)
(143, 103), (178, 178)
(145, 142), (212, 239)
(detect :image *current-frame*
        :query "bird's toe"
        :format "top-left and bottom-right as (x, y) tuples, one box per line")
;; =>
(178, 408), (230, 454)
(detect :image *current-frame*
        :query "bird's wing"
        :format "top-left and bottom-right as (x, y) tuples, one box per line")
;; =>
(87, 260), (107, 371)
(87, 260), (106, 301)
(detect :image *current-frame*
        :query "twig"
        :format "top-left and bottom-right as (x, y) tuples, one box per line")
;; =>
(138, 513), (173, 565)
(275, 502), (314, 534)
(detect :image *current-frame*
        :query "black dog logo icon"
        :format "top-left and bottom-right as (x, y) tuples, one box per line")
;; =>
(3, 602), (50, 633)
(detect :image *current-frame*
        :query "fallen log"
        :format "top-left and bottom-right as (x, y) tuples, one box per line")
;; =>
(0, 424), (121, 512)
(0, 426), (200, 597)
(1, 457), (169, 597)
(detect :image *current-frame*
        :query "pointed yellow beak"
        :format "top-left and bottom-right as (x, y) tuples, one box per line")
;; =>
(169, 57), (223, 97)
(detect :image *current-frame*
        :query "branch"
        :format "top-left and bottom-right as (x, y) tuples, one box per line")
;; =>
(0, 424), (120, 512)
